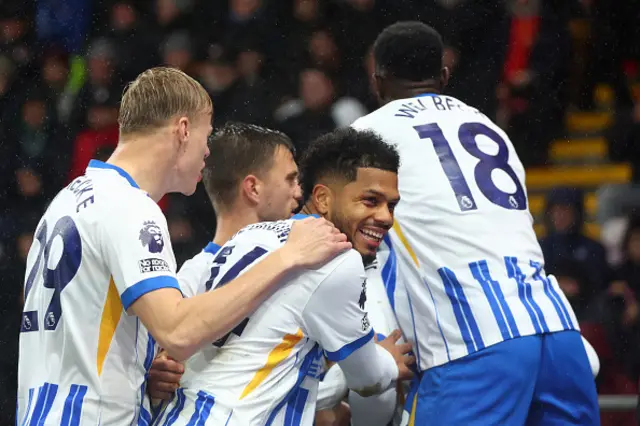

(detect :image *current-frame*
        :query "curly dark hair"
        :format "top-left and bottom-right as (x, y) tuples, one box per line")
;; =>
(298, 127), (400, 202)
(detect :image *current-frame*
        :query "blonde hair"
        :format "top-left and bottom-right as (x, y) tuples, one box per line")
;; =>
(118, 67), (212, 136)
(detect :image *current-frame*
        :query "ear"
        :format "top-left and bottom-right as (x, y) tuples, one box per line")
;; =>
(310, 184), (333, 216)
(241, 175), (261, 205)
(373, 74), (385, 102)
(440, 67), (450, 90)
(177, 116), (189, 152)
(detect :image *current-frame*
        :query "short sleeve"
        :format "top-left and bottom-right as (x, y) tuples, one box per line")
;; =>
(100, 197), (180, 310)
(302, 250), (374, 362)
(177, 256), (205, 298)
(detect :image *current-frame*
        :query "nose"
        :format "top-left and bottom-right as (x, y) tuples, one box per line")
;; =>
(293, 184), (303, 203)
(374, 204), (394, 228)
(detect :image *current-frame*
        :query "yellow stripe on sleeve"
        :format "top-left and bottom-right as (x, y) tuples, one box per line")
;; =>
(240, 328), (304, 399)
(97, 277), (123, 376)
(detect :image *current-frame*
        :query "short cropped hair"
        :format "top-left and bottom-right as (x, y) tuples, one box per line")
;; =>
(118, 67), (212, 135)
(373, 21), (443, 82)
(202, 122), (295, 211)
(299, 128), (400, 202)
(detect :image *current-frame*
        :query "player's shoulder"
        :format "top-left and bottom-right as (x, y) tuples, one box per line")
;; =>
(351, 103), (398, 132)
(230, 218), (294, 249)
(316, 248), (365, 286)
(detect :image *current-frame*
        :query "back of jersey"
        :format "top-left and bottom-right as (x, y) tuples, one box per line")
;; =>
(157, 218), (371, 426)
(353, 94), (578, 370)
(18, 162), (179, 425)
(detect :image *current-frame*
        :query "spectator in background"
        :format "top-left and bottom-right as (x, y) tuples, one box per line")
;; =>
(161, 31), (196, 74)
(554, 259), (595, 321)
(540, 187), (611, 292)
(104, 1), (158, 83)
(67, 92), (119, 181)
(1, 5), (34, 77)
(71, 37), (122, 131)
(279, 68), (366, 154)
(39, 47), (75, 125)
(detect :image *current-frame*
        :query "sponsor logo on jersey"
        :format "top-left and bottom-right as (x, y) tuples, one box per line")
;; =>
(358, 279), (367, 310)
(139, 220), (164, 253)
(138, 258), (170, 273)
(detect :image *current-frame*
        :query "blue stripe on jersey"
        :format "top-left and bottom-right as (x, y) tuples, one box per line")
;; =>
(405, 290), (423, 371)
(187, 391), (215, 425)
(423, 277), (451, 363)
(438, 267), (485, 353)
(324, 329), (374, 362)
(137, 333), (156, 426)
(505, 257), (549, 334)
(381, 235), (397, 311)
(216, 247), (268, 288)
(163, 388), (186, 426)
(470, 261), (520, 340)
(20, 388), (34, 426)
(284, 388), (309, 426)
(28, 382), (58, 426)
(121, 276), (183, 310)
(291, 214), (320, 220)
(61, 384), (88, 426)
(265, 345), (321, 426)
(530, 261), (575, 330)
(224, 411), (233, 425)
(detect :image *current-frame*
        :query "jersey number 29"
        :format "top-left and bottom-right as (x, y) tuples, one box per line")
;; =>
(21, 216), (82, 333)
(414, 122), (527, 212)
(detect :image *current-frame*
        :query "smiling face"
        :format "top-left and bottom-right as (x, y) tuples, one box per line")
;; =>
(324, 167), (399, 265)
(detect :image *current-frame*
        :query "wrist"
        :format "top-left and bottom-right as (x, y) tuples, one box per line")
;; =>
(272, 246), (302, 272)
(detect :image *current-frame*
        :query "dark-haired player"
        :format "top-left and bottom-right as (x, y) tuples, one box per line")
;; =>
(152, 127), (414, 425)
(350, 21), (600, 425)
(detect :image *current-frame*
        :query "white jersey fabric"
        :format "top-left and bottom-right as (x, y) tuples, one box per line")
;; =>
(352, 94), (579, 371)
(154, 215), (397, 426)
(18, 160), (181, 425)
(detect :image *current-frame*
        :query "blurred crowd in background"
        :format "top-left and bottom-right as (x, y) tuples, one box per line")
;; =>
(1, 0), (640, 424)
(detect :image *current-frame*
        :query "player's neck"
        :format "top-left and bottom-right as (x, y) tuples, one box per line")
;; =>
(107, 137), (174, 202)
(300, 204), (322, 218)
(212, 209), (260, 246)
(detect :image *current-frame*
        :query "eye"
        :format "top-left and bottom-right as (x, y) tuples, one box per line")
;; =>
(363, 197), (378, 207)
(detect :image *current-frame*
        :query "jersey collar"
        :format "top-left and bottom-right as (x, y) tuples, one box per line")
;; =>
(291, 213), (321, 220)
(88, 160), (140, 189)
(414, 93), (438, 98)
(203, 242), (222, 255)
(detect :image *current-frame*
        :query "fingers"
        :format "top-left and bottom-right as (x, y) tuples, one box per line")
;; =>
(151, 357), (184, 375)
(383, 329), (402, 344)
(148, 385), (175, 401)
(397, 342), (414, 355)
(148, 368), (183, 384)
(403, 355), (416, 366)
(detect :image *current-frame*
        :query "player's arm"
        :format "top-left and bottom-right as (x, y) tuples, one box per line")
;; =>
(103, 207), (350, 361)
(316, 363), (349, 411)
(302, 251), (413, 397)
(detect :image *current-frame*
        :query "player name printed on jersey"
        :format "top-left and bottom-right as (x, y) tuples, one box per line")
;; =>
(352, 94), (578, 371)
(156, 216), (374, 426)
(18, 161), (179, 425)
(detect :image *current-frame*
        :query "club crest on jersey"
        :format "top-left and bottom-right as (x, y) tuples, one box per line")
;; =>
(139, 220), (164, 253)
(359, 279), (367, 309)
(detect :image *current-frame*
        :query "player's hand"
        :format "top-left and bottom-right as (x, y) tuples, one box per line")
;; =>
(315, 402), (351, 426)
(376, 330), (415, 381)
(147, 351), (184, 400)
(282, 217), (351, 269)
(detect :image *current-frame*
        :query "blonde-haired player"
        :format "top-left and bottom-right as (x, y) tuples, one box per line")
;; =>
(17, 67), (349, 425)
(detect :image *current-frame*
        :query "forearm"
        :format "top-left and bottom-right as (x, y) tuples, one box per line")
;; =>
(150, 248), (296, 360)
(338, 341), (398, 397)
(348, 386), (397, 426)
(317, 364), (349, 411)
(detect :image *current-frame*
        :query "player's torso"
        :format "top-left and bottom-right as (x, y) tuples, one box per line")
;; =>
(18, 170), (164, 424)
(159, 221), (336, 426)
(353, 95), (578, 370)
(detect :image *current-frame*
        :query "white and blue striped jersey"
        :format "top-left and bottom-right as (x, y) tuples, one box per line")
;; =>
(352, 94), (578, 371)
(18, 160), (180, 425)
(154, 215), (396, 426)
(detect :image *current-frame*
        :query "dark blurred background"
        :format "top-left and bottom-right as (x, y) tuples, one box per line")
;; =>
(1, 0), (640, 424)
